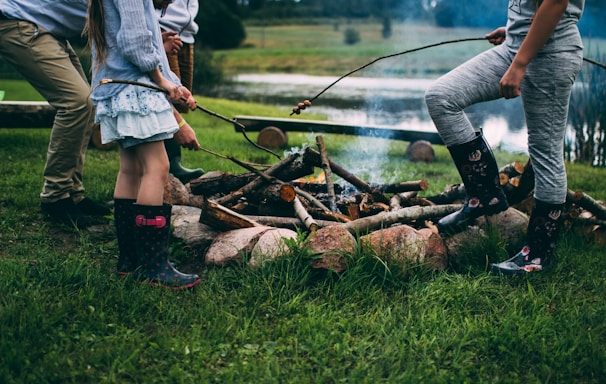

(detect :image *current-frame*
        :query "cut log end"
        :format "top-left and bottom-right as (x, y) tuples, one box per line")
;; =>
(257, 126), (288, 148)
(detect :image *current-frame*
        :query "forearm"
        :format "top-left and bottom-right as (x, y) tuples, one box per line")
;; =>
(513, 0), (569, 66)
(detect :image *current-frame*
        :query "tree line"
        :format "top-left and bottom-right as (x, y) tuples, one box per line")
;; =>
(197, 0), (605, 49)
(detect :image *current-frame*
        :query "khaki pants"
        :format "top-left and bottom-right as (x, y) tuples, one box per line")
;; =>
(0, 19), (94, 203)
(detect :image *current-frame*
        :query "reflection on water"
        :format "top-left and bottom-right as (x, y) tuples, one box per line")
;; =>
(216, 73), (530, 154)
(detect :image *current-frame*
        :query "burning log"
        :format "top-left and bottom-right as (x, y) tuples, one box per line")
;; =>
(302, 147), (376, 194)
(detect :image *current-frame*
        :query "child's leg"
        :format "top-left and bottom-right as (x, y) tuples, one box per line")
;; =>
(132, 141), (169, 206)
(114, 145), (142, 200)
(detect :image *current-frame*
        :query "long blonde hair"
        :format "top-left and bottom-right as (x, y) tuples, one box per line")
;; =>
(84, 0), (107, 66)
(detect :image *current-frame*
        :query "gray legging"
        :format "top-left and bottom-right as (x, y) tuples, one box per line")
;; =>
(425, 42), (583, 204)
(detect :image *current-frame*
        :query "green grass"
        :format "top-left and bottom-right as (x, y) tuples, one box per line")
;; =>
(2, 64), (606, 382)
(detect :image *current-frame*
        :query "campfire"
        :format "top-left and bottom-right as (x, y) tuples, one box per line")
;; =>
(163, 139), (606, 274)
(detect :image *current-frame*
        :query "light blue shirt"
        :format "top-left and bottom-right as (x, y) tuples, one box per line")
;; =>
(0, 0), (87, 39)
(90, 0), (181, 101)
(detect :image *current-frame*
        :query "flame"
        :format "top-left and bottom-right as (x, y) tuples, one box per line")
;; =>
(296, 171), (326, 184)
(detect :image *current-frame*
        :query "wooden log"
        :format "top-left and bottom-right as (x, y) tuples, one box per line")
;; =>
(316, 135), (338, 212)
(567, 190), (606, 220)
(0, 101), (55, 128)
(293, 197), (318, 232)
(199, 198), (263, 231)
(426, 184), (466, 204)
(257, 126), (288, 148)
(389, 191), (418, 210)
(499, 160), (525, 178)
(405, 140), (435, 162)
(503, 159), (535, 205)
(214, 153), (299, 206)
(244, 215), (343, 230)
(370, 180), (428, 194)
(190, 170), (257, 196)
(254, 183), (297, 204)
(341, 204), (462, 234)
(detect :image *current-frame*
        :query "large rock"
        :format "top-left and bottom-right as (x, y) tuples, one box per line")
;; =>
(164, 174), (191, 206)
(360, 224), (447, 271)
(249, 228), (299, 267)
(205, 226), (276, 266)
(170, 205), (220, 250)
(306, 225), (357, 272)
(444, 207), (528, 258)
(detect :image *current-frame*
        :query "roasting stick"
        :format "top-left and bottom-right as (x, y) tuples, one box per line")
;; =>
(95, 78), (281, 159)
(290, 37), (487, 115)
(290, 37), (606, 115)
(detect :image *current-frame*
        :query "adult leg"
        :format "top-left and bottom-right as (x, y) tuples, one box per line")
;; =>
(424, 46), (512, 233)
(0, 21), (106, 226)
(492, 50), (583, 275)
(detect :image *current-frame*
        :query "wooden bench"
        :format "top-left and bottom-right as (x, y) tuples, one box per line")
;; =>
(232, 115), (443, 148)
(0, 100), (113, 149)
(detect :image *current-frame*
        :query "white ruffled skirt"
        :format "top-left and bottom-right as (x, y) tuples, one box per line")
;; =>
(95, 77), (178, 148)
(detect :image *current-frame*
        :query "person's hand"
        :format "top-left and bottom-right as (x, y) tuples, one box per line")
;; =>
(161, 30), (183, 55)
(173, 121), (201, 150)
(175, 86), (197, 110)
(486, 27), (506, 45)
(500, 61), (526, 99)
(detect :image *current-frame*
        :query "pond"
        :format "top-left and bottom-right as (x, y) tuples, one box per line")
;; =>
(215, 73), (531, 154)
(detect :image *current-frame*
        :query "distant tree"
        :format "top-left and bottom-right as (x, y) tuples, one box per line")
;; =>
(382, 16), (392, 39)
(197, 0), (246, 49)
(344, 28), (361, 45)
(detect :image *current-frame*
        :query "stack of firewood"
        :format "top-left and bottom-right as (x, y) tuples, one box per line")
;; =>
(162, 142), (606, 273)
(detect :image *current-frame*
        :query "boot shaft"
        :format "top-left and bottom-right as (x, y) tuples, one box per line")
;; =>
(447, 134), (501, 194)
(526, 200), (565, 264)
(133, 204), (200, 289)
(114, 198), (137, 274)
